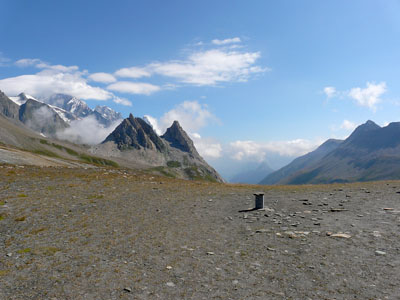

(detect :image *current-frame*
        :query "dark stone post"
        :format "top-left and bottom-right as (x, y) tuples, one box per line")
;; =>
(254, 193), (265, 209)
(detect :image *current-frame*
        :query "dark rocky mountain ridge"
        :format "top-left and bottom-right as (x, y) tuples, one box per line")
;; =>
(103, 114), (165, 152)
(99, 114), (224, 182)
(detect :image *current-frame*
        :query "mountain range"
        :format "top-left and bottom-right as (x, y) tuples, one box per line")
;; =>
(260, 120), (400, 184)
(0, 90), (223, 182)
(230, 161), (274, 184)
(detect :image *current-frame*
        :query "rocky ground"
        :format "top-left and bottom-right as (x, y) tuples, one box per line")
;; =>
(0, 165), (399, 299)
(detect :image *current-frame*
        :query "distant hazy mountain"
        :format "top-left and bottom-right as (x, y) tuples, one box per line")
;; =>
(260, 139), (343, 185)
(263, 120), (400, 185)
(230, 161), (274, 184)
(94, 105), (123, 126)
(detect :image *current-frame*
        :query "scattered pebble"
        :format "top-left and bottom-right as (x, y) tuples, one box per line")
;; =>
(330, 233), (351, 239)
(166, 282), (175, 287)
(206, 252), (215, 255)
(123, 287), (132, 293)
(375, 250), (386, 256)
(372, 231), (381, 237)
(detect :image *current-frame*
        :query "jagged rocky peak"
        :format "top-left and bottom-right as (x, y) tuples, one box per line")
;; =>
(45, 94), (92, 118)
(161, 120), (199, 156)
(103, 113), (165, 151)
(94, 105), (122, 125)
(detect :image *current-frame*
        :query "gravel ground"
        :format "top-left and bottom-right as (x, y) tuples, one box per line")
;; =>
(0, 165), (399, 299)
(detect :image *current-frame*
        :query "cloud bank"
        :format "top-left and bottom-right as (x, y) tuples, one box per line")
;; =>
(323, 82), (387, 111)
(57, 115), (120, 145)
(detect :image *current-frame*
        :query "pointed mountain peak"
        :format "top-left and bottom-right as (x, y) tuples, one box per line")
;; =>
(17, 93), (37, 101)
(348, 120), (380, 139)
(363, 120), (380, 129)
(161, 121), (199, 156)
(103, 114), (165, 151)
(171, 120), (181, 128)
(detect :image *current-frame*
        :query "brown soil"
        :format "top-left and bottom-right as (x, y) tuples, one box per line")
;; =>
(0, 165), (399, 299)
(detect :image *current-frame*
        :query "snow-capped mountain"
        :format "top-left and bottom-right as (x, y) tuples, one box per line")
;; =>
(8, 93), (77, 123)
(44, 94), (122, 126)
(45, 94), (92, 119)
(9, 93), (39, 106)
(94, 105), (122, 122)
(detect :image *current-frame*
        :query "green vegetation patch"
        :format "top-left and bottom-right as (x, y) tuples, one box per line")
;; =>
(78, 154), (119, 167)
(184, 166), (217, 183)
(167, 160), (181, 168)
(17, 248), (32, 254)
(33, 149), (61, 158)
(151, 166), (176, 178)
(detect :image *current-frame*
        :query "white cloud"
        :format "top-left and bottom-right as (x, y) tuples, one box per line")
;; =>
(0, 52), (10, 66)
(113, 97), (132, 106)
(15, 58), (43, 67)
(143, 115), (162, 135)
(190, 134), (222, 159)
(340, 120), (357, 131)
(144, 100), (221, 158)
(149, 49), (265, 85)
(324, 86), (337, 98)
(230, 140), (267, 162)
(1, 58), (113, 100)
(57, 115), (120, 145)
(107, 81), (160, 95)
(348, 82), (386, 111)
(229, 139), (322, 162)
(114, 67), (151, 79)
(212, 37), (241, 45)
(158, 101), (216, 134)
(88, 72), (116, 83)
(0, 72), (112, 100)
(15, 58), (79, 73)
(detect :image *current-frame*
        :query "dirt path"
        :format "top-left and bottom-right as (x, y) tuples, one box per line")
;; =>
(0, 166), (399, 299)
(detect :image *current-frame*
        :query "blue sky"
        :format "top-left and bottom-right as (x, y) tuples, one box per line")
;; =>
(1, 0), (400, 178)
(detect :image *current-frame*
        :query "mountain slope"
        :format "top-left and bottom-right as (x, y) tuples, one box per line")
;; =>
(260, 139), (343, 185)
(280, 120), (400, 184)
(0, 90), (20, 120)
(19, 99), (69, 136)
